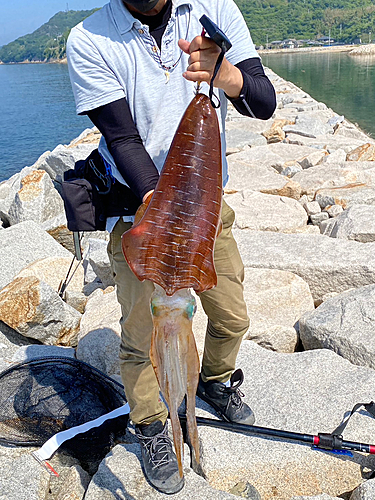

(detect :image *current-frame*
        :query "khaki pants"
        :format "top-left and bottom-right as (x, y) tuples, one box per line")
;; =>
(107, 200), (249, 425)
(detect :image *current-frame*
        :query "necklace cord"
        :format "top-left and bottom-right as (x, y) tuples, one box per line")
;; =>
(138, 5), (191, 74)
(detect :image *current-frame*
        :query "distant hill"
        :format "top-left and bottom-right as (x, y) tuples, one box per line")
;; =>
(1, 2), (373, 63)
(235, 0), (375, 46)
(0, 10), (98, 63)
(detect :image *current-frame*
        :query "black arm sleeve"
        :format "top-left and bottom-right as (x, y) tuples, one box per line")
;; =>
(87, 98), (159, 201)
(228, 58), (276, 120)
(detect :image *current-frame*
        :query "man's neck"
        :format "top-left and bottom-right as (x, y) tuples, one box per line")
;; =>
(124, 0), (168, 17)
(131, 0), (171, 29)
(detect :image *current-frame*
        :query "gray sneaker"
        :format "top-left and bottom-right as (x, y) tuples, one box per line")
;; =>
(197, 369), (255, 425)
(135, 419), (184, 494)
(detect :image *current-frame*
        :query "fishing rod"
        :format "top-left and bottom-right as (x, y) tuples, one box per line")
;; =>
(179, 401), (375, 456)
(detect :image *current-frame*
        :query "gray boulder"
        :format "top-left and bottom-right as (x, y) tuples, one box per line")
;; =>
(36, 136), (99, 185)
(310, 212), (329, 226)
(0, 320), (38, 372)
(315, 185), (375, 209)
(284, 115), (333, 138)
(233, 230), (375, 304)
(229, 143), (319, 173)
(0, 446), (50, 500)
(300, 199), (321, 217)
(53, 465), (91, 500)
(336, 120), (375, 142)
(76, 288), (121, 377)
(0, 221), (72, 291)
(40, 213), (75, 253)
(292, 161), (375, 200)
(320, 218), (338, 236)
(299, 284), (375, 370)
(324, 204), (344, 218)
(84, 238), (114, 288)
(285, 132), (368, 153)
(64, 290), (88, 313)
(84, 442), (239, 500)
(225, 128), (267, 153)
(226, 158), (291, 193)
(67, 142), (98, 162)
(225, 190), (308, 233)
(37, 144), (76, 182)
(328, 115), (345, 128)
(225, 114), (274, 133)
(283, 101), (328, 113)
(321, 148), (347, 166)
(0, 166), (35, 225)
(16, 256), (84, 294)
(7, 170), (64, 226)
(350, 478), (375, 500)
(67, 126), (100, 147)
(246, 323), (299, 353)
(226, 157), (301, 200)
(0, 277), (81, 346)
(324, 205), (375, 243)
(243, 268), (314, 353)
(281, 163), (303, 177)
(298, 150), (327, 169)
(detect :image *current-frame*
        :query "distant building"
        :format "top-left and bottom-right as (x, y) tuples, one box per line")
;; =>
(306, 40), (324, 46)
(280, 39), (300, 49)
(317, 36), (335, 44)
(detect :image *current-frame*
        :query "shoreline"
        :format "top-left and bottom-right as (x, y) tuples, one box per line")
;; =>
(0, 43), (370, 65)
(259, 44), (357, 55)
(0, 58), (67, 65)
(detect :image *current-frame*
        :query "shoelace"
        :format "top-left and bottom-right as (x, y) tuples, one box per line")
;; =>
(223, 369), (245, 409)
(137, 430), (172, 469)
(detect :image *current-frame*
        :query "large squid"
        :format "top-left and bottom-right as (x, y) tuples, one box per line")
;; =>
(121, 92), (222, 476)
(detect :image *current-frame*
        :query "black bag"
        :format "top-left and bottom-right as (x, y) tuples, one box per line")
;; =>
(61, 149), (141, 232)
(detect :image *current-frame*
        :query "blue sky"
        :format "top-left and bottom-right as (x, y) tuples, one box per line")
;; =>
(0, 0), (107, 46)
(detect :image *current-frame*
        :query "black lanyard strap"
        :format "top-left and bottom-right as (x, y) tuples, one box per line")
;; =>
(331, 401), (375, 437)
(208, 49), (225, 108)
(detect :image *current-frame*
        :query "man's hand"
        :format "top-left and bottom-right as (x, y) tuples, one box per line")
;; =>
(178, 36), (243, 99)
(134, 190), (154, 225)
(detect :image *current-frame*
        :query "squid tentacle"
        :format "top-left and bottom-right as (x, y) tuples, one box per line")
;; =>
(150, 285), (200, 476)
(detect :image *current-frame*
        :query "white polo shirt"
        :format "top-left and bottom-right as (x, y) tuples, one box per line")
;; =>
(67, 0), (258, 191)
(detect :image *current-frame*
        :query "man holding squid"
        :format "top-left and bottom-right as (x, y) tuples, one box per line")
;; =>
(67, 0), (276, 494)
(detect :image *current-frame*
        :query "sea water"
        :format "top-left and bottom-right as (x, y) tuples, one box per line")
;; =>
(0, 63), (90, 182)
(263, 50), (375, 139)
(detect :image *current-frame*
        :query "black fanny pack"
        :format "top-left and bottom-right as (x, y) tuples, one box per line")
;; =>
(61, 149), (141, 232)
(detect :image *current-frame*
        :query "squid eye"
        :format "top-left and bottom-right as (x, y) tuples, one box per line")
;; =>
(185, 302), (197, 320)
(150, 302), (160, 317)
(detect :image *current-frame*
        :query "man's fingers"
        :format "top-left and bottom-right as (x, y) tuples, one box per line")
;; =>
(182, 70), (211, 83)
(186, 60), (212, 73)
(188, 35), (215, 53)
(187, 46), (220, 69)
(181, 35), (222, 83)
(178, 39), (190, 54)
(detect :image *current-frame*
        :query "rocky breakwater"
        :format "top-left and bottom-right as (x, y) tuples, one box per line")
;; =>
(349, 44), (375, 56)
(1, 70), (375, 499)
